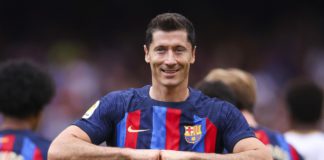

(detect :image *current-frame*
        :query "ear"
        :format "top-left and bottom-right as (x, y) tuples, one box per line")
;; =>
(190, 46), (196, 64)
(144, 45), (150, 63)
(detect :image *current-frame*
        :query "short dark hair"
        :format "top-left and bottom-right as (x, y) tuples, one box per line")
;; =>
(0, 60), (55, 119)
(285, 79), (323, 124)
(145, 13), (196, 48)
(196, 80), (237, 106)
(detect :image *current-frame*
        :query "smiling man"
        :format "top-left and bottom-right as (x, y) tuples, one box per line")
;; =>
(48, 13), (271, 160)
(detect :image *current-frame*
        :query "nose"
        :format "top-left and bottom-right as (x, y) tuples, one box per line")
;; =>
(164, 51), (177, 65)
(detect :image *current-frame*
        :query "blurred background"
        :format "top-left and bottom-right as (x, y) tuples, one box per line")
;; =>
(1, 0), (324, 140)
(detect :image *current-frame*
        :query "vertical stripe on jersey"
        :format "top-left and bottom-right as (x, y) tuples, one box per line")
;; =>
(125, 110), (141, 148)
(136, 108), (153, 149)
(255, 130), (270, 145)
(117, 112), (128, 147)
(21, 138), (37, 160)
(205, 118), (217, 153)
(191, 116), (217, 153)
(33, 147), (43, 160)
(151, 106), (167, 149)
(0, 135), (15, 151)
(275, 134), (290, 160)
(165, 108), (181, 150)
(289, 144), (299, 160)
(192, 115), (205, 152)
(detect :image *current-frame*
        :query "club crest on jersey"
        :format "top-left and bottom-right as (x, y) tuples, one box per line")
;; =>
(184, 125), (202, 144)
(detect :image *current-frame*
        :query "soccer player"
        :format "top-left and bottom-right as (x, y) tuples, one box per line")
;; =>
(48, 13), (271, 160)
(284, 79), (324, 160)
(196, 68), (303, 160)
(0, 60), (55, 160)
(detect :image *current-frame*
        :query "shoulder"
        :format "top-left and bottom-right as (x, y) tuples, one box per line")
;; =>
(0, 130), (50, 153)
(21, 131), (51, 146)
(100, 85), (149, 106)
(255, 126), (278, 136)
(0, 130), (50, 144)
(190, 87), (223, 106)
(25, 133), (50, 159)
(190, 87), (239, 118)
(30, 134), (51, 148)
(254, 126), (285, 143)
(4, 130), (51, 148)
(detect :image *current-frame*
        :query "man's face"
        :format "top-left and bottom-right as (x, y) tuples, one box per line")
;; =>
(144, 30), (196, 88)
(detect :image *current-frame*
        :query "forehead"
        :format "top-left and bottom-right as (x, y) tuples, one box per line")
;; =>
(151, 30), (191, 48)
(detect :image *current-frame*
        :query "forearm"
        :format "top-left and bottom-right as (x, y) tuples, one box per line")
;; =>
(161, 148), (272, 160)
(191, 149), (272, 160)
(48, 135), (128, 160)
(48, 125), (130, 160)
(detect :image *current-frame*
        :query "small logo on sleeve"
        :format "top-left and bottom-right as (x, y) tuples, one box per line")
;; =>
(82, 100), (100, 119)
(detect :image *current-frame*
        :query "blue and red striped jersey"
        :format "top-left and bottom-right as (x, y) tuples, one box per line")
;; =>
(73, 85), (255, 153)
(254, 126), (304, 160)
(0, 130), (50, 160)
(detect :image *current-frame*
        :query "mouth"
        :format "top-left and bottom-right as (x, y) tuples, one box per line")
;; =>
(160, 68), (179, 77)
(161, 68), (179, 73)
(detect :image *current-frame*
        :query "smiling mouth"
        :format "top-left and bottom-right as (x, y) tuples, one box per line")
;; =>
(161, 69), (179, 73)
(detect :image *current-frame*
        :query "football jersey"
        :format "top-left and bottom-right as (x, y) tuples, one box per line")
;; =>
(0, 130), (50, 160)
(285, 131), (324, 160)
(73, 85), (255, 153)
(254, 127), (303, 160)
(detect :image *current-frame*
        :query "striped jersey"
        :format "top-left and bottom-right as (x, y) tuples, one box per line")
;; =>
(254, 126), (304, 160)
(0, 130), (50, 160)
(73, 85), (255, 153)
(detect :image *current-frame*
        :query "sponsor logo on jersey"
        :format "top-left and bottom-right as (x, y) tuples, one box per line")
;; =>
(82, 100), (100, 119)
(184, 125), (202, 144)
(127, 126), (150, 133)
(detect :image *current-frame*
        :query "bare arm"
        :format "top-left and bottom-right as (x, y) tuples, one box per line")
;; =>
(161, 137), (272, 160)
(48, 125), (160, 160)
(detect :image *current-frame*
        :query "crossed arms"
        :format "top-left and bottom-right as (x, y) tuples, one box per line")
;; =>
(48, 125), (272, 160)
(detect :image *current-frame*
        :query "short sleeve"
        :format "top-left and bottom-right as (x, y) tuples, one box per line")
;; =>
(72, 91), (125, 144)
(220, 102), (255, 152)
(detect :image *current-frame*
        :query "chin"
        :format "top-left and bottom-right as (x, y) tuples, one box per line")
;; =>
(160, 80), (181, 87)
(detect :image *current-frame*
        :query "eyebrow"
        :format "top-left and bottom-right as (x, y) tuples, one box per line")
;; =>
(154, 44), (187, 49)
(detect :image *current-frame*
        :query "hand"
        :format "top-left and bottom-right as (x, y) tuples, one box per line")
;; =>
(160, 150), (197, 160)
(123, 148), (161, 160)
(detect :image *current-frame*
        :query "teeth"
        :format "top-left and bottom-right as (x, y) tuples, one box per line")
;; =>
(164, 70), (176, 73)
(161, 68), (178, 73)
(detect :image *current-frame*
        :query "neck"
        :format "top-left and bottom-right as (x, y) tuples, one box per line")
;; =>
(241, 110), (258, 128)
(149, 85), (189, 102)
(0, 115), (39, 131)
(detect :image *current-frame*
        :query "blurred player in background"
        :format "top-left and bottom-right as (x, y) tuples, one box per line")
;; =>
(0, 60), (55, 160)
(284, 79), (324, 160)
(48, 12), (271, 160)
(196, 68), (303, 160)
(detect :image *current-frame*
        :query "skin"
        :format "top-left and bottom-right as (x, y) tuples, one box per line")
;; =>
(144, 30), (195, 102)
(48, 30), (272, 160)
(49, 126), (160, 160)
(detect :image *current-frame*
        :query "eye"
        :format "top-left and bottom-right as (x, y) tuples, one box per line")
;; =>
(175, 46), (186, 53)
(154, 47), (166, 54)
